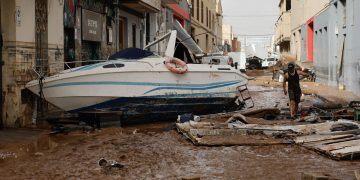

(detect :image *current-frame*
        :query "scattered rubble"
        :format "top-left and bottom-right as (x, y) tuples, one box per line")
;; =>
(98, 158), (125, 174)
(177, 106), (360, 160)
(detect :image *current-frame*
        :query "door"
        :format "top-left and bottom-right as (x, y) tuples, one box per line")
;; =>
(118, 17), (126, 50)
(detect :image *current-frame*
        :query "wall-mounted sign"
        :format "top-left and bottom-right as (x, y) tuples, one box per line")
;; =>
(107, 27), (113, 44)
(82, 9), (102, 42)
(15, 6), (21, 26)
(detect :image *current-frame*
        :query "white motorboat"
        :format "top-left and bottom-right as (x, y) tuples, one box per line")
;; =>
(26, 31), (249, 121)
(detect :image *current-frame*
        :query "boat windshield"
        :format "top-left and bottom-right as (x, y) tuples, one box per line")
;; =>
(108, 48), (154, 60)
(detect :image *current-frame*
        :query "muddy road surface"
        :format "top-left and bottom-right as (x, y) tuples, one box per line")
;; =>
(1, 126), (359, 180)
(1, 84), (360, 179)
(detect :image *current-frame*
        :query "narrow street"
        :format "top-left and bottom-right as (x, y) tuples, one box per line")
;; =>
(1, 0), (360, 179)
(1, 70), (360, 180)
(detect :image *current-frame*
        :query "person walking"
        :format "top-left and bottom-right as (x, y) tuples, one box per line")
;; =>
(283, 63), (308, 119)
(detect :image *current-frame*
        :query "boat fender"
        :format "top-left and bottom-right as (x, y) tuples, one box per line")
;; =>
(164, 57), (188, 74)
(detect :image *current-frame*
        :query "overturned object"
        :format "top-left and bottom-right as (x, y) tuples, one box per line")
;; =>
(98, 158), (124, 171)
(331, 122), (359, 132)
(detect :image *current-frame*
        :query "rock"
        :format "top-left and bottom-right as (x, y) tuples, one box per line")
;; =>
(34, 152), (44, 157)
(98, 158), (124, 171)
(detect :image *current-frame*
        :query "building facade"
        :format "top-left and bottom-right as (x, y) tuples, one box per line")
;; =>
(222, 23), (233, 45)
(313, 0), (360, 96)
(1, 0), (64, 127)
(275, 0), (360, 96)
(290, 0), (329, 62)
(275, 0), (291, 54)
(189, 0), (223, 53)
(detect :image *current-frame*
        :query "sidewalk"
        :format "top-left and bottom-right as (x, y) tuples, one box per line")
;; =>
(248, 70), (360, 105)
(0, 129), (43, 145)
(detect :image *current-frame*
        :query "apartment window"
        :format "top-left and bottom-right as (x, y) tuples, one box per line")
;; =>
(213, 14), (215, 29)
(340, 0), (347, 26)
(206, 7), (209, 27)
(132, 24), (136, 48)
(286, 0), (291, 11)
(209, 12), (211, 29)
(146, 13), (150, 44)
(201, 1), (204, 23)
(191, 0), (194, 17)
(206, 34), (209, 51)
(197, 0), (199, 21)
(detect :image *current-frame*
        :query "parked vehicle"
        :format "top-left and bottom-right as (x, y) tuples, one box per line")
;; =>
(246, 56), (263, 69)
(228, 52), (247, 72)
(262, 57), (278, 68)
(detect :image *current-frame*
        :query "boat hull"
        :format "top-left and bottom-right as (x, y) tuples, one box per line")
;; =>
(71, 96), (239, 121)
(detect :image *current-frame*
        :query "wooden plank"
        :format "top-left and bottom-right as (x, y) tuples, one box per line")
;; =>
(319, 129), (360, 136)
(331, 145), (360, 155)
(301, 172), (332, 180)
(355, 170), (360, 180)
(311, 139), (360, 152)
(295, 134), (354, 144)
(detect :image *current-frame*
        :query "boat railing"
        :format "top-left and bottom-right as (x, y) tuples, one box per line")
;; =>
(31, 59), (120, 78)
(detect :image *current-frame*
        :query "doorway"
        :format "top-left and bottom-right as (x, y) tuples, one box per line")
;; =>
(307, 18), (314, 62)
(118, 17), (126, 50)
(132, 24), (136, 48)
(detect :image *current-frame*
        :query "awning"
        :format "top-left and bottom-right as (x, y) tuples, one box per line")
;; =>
(174, 21), (204, 55)
(168, 4), (190, 21)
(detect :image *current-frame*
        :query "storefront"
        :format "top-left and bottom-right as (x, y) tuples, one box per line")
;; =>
(64, 0), (116, 67)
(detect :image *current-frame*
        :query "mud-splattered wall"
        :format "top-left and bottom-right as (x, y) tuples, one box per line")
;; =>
(314, 0), (360, 96)
(1, 0), (64, 127)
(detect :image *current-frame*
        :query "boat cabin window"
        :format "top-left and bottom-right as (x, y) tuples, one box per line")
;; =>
(103, 63), (125, 68)
(211, 59), (220, 65)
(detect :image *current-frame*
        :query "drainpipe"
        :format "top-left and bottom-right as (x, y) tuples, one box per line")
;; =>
(0, 32), (3, 129)
(114, 0), (119, 51)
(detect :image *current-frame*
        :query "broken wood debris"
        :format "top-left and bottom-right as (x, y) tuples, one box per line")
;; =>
(177, 112), (360, 160)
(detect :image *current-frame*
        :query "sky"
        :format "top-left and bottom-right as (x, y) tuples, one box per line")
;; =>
(221, 0), (279, 36)
(221, 0), (279, 53)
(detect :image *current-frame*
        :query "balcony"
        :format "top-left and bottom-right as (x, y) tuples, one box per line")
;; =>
(275, 11), (291, 44)
(120, 0), (161, 13)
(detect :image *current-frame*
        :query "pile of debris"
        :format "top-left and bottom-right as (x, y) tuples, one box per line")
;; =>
(270, 53), (316, 82)
(176, 107), (360, 160)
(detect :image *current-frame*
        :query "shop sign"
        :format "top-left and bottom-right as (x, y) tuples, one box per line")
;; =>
(82, 9), (102, 42)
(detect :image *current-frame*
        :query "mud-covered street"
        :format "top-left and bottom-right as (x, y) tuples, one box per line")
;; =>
(1, 70), (360, 179)
(1, 124), (360, 179)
